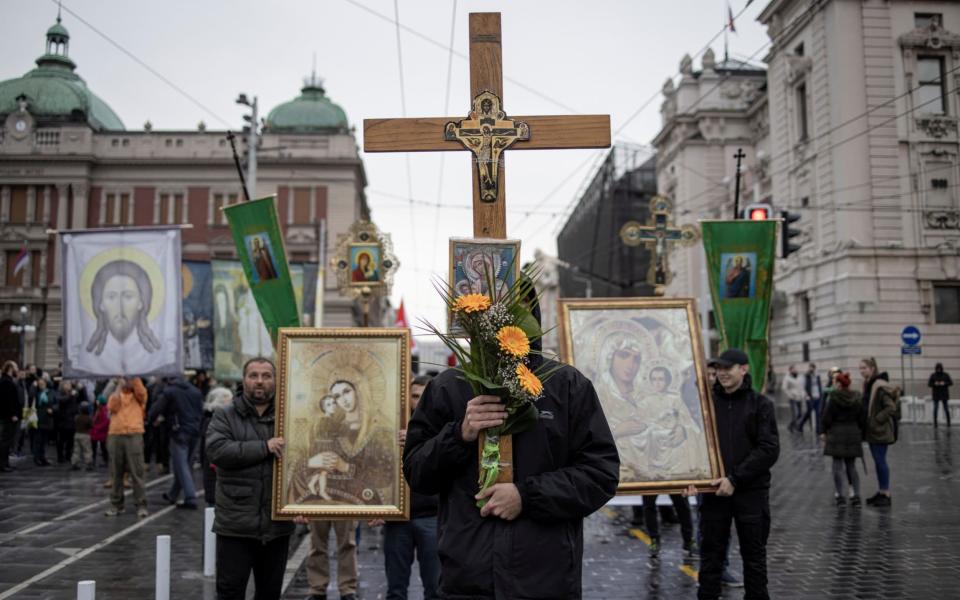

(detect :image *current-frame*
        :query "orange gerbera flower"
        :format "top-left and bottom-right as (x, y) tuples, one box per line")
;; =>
(453, 293), (491, 313)
(496, 326), (530, 358)
(516, 363), (543, 396)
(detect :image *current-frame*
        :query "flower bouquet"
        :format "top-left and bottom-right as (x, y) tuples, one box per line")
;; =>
(424, 267), (561, 507)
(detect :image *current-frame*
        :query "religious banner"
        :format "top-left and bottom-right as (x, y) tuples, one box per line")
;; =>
(212, 260), (306, 381)
(61, 228), (183, 377)
(224, 197), (300, 344)
(701, 220), (777, 391)
(182, 261), (214, 369)
(559, 297), (723, 495)
(273, 328), (411, 520)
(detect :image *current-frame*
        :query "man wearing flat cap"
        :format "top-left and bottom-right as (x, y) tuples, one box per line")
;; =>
(685, 349), (780, 600)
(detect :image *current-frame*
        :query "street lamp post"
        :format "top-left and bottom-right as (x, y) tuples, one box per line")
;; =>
(236, 93), (259, 201)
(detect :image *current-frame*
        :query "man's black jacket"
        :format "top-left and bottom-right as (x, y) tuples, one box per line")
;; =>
(712, 374), (780, 491)
(403, 363), (620, 600)
(0, 373), (21, 420)
(149, 377), (203, 438)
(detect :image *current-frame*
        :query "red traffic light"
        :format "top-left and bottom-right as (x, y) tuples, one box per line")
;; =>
(742, 203), (772, 220)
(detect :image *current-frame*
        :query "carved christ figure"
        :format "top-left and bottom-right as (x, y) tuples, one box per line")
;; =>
(445, 91), (530, 203)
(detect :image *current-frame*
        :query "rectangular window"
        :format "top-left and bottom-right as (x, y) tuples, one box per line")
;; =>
(5, 250), (23, 286)
(796, 83), (809, 141)
(915, 13), (942, 29)
(802, 342), (810, 363)
(9, 187), (28, 223)
(926, 161), (955, 208)
(800, 293), (813, 332)
(293, 188), (311, 223)
(31, 251), (42, 287)
(934, 284), (960, 323)
(917, 56), (946, 115)
(794, 42), (804, 57)
(103, 192), (130, 225)
(158, 193), (184, 225)
(213, 192), (241, 225)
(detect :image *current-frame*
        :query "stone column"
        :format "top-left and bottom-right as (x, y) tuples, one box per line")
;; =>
(1, 185), (10, 222)
(53, 184), (69, 286)
(26, 186), (36, 222)
(71, 183), (88, 229)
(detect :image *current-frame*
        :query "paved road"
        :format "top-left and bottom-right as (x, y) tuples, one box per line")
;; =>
(1, 424), (957, 599)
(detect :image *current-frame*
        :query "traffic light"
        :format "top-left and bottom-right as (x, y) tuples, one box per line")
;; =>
(781, 210), (802, 258)
(742, 203), (772, 220)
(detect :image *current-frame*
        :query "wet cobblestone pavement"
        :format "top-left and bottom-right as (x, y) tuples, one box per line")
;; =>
(1, 423), (957, 599)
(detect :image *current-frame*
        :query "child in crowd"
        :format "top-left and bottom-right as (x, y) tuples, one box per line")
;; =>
(72, 402), (94, 471)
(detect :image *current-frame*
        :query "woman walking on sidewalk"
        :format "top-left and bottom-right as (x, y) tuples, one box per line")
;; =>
(821, 372), (864, 507)
(860, 358), (899, 508)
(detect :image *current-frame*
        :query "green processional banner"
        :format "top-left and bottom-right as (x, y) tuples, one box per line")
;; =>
(702, 220), (777, 391)
(224, 197), (300, 345)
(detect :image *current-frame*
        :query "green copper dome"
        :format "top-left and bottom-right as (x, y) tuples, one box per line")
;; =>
(0, 16), (125, 131)
(265, 75), (348, 133)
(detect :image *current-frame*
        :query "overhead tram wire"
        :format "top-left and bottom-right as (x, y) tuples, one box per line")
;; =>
(53, 0), (232, 128)
(431, 0), (458, 276)
(516, 3), (774, 240)
(392, 0), (420, 305)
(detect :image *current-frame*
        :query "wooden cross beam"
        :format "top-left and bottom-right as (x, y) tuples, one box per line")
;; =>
(363, 12), (611, 239)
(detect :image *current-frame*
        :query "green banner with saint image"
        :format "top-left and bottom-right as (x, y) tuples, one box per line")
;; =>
(702, 220), (777, 391)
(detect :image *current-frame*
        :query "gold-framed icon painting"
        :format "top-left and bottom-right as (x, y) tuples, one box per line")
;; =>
(558, 298), (723, 495)
(447, 237), (521, 333)
(273, 328), (411, 520)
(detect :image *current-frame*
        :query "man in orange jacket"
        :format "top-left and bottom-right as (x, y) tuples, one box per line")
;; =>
(105, 377), (149, 518)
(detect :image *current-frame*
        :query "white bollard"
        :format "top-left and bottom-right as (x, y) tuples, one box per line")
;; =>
(77, 580), (95, 600)
(156, 535), (170, 600)
(203, 506), (216, 577)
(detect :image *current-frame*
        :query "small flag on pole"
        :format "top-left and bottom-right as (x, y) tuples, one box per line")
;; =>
(395, 299), (417, 353)
(728, 3), (737, 32)
(12, 243), (30, 280)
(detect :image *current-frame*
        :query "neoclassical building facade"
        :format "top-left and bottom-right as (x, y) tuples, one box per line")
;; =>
(655, 0), (960, 392)
(0, 15), (370, 368)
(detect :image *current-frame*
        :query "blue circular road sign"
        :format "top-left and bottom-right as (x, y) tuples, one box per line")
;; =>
(901, 325), (921, 347)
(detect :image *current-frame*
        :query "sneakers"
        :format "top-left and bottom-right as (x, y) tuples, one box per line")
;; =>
(721, 569), (743, 587)
(162, 492), (176, 505)
(177, 502), (198, 510)
(683, 539), (699, 559)
(865, 492), (891, 506)
(137, 507), (149, 518)
(835, 496), (846, 507)
(648, 537), (661, 558)
(850, 496), (862, 507)
(104, 507), (125, 516)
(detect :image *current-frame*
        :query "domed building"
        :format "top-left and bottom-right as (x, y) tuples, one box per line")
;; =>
(0, 15), (125, 132)
(0, 13), (371, 370)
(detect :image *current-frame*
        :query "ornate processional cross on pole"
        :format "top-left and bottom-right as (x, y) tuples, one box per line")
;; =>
(363, 12), (611, 485)
(363, 12), (611, 239)
(620, 195), (699, 295)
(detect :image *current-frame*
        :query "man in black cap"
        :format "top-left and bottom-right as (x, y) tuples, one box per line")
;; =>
(685, 348), (779, 600)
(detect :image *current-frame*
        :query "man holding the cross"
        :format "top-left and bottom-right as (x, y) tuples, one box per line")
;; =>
(370, 12), (618, 598)
(403, 290), (620, 599)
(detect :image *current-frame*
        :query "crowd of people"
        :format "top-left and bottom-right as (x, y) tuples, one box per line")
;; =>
(1, 349), (954, 600)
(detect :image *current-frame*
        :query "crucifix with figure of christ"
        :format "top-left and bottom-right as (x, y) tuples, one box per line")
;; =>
(619, 195), (699, 295)
(364, 12), (611, 483)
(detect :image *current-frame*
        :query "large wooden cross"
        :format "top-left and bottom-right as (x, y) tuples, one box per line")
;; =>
(364, 12), (611, 484)
(363, 12), (611, 238)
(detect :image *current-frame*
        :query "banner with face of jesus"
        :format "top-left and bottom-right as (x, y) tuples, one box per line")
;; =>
(61, 228), (183, 377)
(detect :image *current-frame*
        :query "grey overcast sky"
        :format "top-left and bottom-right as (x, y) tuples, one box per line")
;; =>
(1, 0), (770, 330)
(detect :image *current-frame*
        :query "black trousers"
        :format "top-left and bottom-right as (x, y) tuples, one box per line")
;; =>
(0, 420), (16, 468)
(216, 534), (290, 600)
(698, 489), (771, 600)
(56, 427), (74, 463)
(643, 494), (693, 542)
